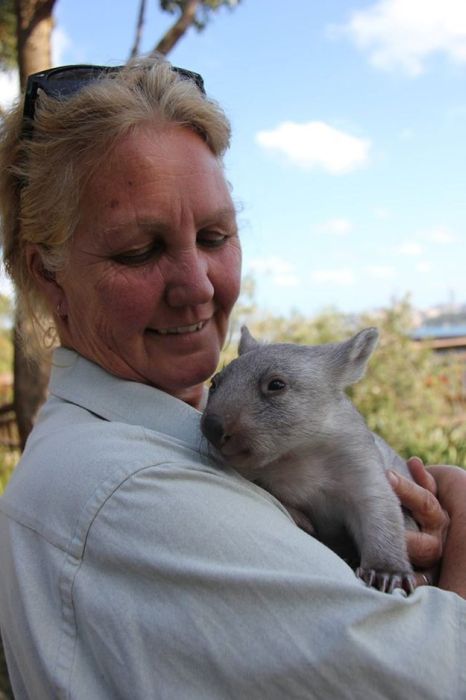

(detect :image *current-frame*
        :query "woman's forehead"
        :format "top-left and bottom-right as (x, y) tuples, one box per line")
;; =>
(74, 126), (235, 242)
(84, 124), (225, 193)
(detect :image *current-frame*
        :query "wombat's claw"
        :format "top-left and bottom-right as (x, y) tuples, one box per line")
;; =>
(356, 568), (417, 595)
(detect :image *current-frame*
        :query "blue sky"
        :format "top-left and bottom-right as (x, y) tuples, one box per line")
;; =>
(1, 0), (465, 317)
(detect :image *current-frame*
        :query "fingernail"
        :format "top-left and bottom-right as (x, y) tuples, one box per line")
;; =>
(409, 456), (424, 466)
(386, 469), (399, 486)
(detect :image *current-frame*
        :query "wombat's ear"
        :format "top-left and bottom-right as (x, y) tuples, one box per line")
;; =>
(238, 326), (259, 355)
(333, 327), (379, 386)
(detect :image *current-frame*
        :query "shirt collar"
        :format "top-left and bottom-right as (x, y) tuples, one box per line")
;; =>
(48, 347), (206, 450)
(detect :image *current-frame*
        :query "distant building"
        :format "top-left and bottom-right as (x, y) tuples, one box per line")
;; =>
(411, 324), (466, 353)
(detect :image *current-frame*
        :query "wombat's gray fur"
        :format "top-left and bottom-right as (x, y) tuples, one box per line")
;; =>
(202, 326), (418, 594)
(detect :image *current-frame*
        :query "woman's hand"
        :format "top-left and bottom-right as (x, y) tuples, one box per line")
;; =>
(387, 457), (450, 587)
(427, 464), (466, 598)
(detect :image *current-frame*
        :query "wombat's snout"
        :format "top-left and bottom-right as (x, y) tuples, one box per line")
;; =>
(202, 413), (229, 448)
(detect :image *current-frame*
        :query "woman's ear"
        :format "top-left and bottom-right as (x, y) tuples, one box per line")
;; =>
(26, 244), (67, 318)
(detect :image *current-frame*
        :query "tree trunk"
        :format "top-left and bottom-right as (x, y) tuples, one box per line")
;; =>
(13, 0), (57, 449)
(16, 0), (55, 79)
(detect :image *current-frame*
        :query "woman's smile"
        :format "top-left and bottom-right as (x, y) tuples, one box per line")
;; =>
(152, 320), (208, 335)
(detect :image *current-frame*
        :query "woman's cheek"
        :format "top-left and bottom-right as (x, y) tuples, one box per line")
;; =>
(98, 267), (164, 326)
(218, 242), (242, 309)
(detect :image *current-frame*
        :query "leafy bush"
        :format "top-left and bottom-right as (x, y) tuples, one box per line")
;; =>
(354, 301), (466, 466)
(0, 448), (19, 495)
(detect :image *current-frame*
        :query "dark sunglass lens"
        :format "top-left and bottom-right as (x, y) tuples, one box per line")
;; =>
(173, 67), (206, 95)
(41, 66), (118, 97)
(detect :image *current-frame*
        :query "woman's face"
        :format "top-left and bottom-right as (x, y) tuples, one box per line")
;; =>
(55, 124), (241, 407)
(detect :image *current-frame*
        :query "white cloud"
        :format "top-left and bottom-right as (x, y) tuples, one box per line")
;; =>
(0, 70), (19, 111)
(336, 0), (466, 76)
(423, 226), (458, 244)
(255, 121), (371, 174)
(311, 268), (355, 285)
(248, 257), (299, 287)
(416, 260), (433, 273)
(396, 241), (423, 256)
(365, 265), (397, 279)
(318, 218), (353, 235)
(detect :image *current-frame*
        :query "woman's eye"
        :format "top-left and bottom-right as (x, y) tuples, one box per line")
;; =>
(112, 243), (164, 266)
(197, 230), (228, 248)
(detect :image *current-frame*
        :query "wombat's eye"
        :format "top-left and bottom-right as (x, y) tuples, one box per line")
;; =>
(209, 374), (219, 393)
(267, 379), (286, 392)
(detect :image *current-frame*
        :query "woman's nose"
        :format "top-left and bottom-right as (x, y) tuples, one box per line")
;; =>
(164, 251), (214, 307)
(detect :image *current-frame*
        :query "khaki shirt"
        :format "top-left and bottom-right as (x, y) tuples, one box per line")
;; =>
(0, 348), (465, 699)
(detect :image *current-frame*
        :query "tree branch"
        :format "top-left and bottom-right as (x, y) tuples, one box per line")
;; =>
(152, 0), (200, 56)
(128, 0), (147, 60)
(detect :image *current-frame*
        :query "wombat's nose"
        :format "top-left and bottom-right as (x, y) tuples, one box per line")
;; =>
(202, 413), (227, 448)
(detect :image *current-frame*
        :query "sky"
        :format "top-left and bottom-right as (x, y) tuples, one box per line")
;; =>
(1, 0), (465, 319)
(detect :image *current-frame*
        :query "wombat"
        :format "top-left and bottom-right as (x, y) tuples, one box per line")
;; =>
(201, 326), (419, 594)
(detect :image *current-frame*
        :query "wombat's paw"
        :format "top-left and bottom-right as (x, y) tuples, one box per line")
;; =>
(356, 567), (417, 595)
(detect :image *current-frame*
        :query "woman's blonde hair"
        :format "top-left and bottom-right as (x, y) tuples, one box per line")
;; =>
(0, 55), (231, 356)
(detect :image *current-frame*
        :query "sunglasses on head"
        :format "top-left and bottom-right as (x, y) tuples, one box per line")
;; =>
(22, 63), (206, 139)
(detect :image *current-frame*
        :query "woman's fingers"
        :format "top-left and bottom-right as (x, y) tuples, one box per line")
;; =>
(406, 456), (437, 494)
(387, 468), (446, 531)
(405, 529), (443, 570)
(387, 462), (450, 572)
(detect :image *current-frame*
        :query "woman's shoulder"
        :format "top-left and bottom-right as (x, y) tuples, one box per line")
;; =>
(0, 390), (216, 556)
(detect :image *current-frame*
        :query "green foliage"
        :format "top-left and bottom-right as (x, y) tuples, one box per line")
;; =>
(0, 292), (13, 325)
(0, 292), (15, 493)
(0, 447), (18, 494)
(220, 292), (466, 468)
(353, 300), (466, 466)
(0, 0), (17, 70)
(0, 331), (12, 375)
(160, 0), (241, 31)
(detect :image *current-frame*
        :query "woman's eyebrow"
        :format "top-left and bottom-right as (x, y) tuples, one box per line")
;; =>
(198, 206), (238, 228)
(104, 208), (238, 234)
(98, 204), (239, 243)
(99, 219), (171, 241)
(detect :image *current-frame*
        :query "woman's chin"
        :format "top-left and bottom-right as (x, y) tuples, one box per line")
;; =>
(151, 349), (219, 396)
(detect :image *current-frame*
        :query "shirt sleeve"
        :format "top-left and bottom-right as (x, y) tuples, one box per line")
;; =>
(67, 462), (466, 700)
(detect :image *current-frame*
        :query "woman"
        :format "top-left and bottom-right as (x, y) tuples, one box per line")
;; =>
(0, 56), (465, 699)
